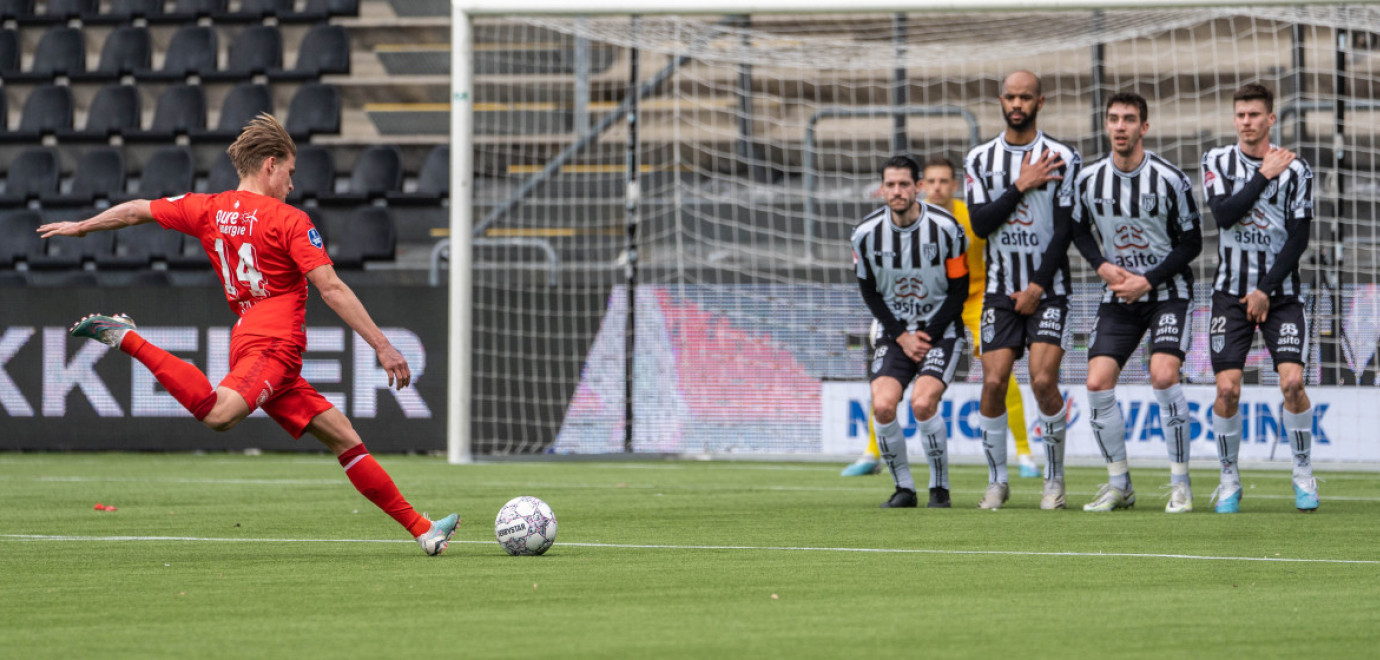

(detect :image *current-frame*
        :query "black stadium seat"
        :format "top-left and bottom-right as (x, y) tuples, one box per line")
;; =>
(6, 27), (84, 82)
(388, 145), (450, 206)
(42, 147), (126, 208)
(215, 0), (291, 21)
(205, 26), (283, 81)
(59, 85), (142, 142)
(136, 26), (217, 82)
(15, 0), (93, 24)
(125, 85), (206, 142)
(286, 83), (341, 140)
(319, 146), (402, 206)
(320, 206), (396, 269)
(101, 221), (183, 269)
(0, 147), (60, 207)
(130, 147), (195, 201)
(207, 152), (239, 194)
(0, 85), (73, 144)
(287, 145), (335, 203)
(166, 0), (225, 19)
(271, 24), (351, 81)
(86, 0), (166, 23)
(192, 83), (272, 143)
(72, 27), (152, 83)
(0, 210), (46, 269)
(0, 0), (34, 21)
(0, 29), (18, 78)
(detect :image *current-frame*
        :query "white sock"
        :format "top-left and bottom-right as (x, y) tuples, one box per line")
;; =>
(875, 417), (915, 492)
(1108, 459), (1131, 491)
(980, 412), (1009, 484)
(917, 412), (948, 489)
(1088, 388), (1127, 464)
(1283, 406), (1314, 480)
(1169, 461), (1191, 487)
(1154, 384), (1190, 465)
(1037, 406), (1066, 481)
(1213, 411), (1242, 484)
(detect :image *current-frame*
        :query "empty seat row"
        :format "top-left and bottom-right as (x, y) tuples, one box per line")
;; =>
(0, 0), (358, 25)
(0, 82), (340, 143)
(0, 24), (349, 83)
(1, 204), (394, 273)
(0, 144), (449, 208)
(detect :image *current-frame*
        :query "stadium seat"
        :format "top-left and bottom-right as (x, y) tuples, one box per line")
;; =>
(125, 85), (206, 142)
(206, 152), (239, 194)
(93, 0), (167, 22)
(214, 0), (292, 22)
(0, 29), (17, 78)
(270, 24), (351, 81)
(100, 221), (182, 269)
(287, 145), (335, 203)
(319, 146), (402, 206)
(6, 27), (85, 82)
(320, 206), (396, 269)
(0, 0), (33, 21)
(388, 145), (450, 206)
(42, 147), (126, 207)
(0, 210), (46, 269)
(204, 26), (282, 82)
(285, 83), (341, 140)
(191, 83), (272, 143)
(0, 93), (6, 137)
(0, 85), (73, 144)
(0, 147), (60, 207)
(135, 26), (217, 82)
(71, 27), (152, 82)
(164, 0), (225, 20)
(58, 85), (142, 142)
(282, 0), (358, 22)
(126, 146), (195, 201)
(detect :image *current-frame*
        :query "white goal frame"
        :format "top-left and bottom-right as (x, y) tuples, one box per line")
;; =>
(445, 0), (1363, 464)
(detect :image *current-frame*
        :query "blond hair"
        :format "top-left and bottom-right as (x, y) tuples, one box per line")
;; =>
(226, 113), (297, 178)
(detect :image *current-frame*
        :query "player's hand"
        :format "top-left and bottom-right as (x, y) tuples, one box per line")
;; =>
(1013, 149), (1064, 194)
(1010, 283), (1044, 315)
(1109, 273), (1152, 304)
(897, 332), (929, 362)
(36, 221), (87, 238)
(1241, 289), (1271, 323)
(1258, 147), (1296, 180)
(377, 344), (412, 390)
(1096, 262), (1130, 286)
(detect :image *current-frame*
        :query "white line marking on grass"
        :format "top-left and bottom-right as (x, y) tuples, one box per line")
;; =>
(32, 476), (340, 485)
(3, 535), (1376, 565)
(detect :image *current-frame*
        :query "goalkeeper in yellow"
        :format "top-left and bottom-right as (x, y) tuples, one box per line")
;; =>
(843, 156), (1037, 478)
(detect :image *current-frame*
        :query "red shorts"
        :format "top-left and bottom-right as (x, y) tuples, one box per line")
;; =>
(220, 334), (333, 438)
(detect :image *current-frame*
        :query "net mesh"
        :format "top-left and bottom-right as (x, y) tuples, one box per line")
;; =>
(466, 8), (1380, 455)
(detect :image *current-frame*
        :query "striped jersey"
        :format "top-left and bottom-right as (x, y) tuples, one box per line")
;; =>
(1201, 144), (1314, 297)
(1073, 151), (1201, 303)
(851, 202), (969, 339)
(964, 131), (1082, 297)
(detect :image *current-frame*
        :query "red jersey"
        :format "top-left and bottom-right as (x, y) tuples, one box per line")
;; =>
(150, 191), (332, 348)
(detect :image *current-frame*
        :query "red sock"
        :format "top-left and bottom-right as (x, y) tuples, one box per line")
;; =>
(337, 444), (431, 537)
(121, 331), (218, 421)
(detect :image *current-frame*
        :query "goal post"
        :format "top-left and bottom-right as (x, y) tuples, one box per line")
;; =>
(448, 0), (1380, 462)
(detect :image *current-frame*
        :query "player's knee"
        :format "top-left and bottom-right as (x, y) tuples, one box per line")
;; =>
(982, 371), (1008, 394)
(872, 404), (898, 425)
(201, 411), (241, 433)
(912, 400), (938, 422)
(1149, 371), (1179, 391)
(1086, 373), (1116, 392)
(1279, 374), (1305, 401)
(1216, 382), (1240, 407)
(1030, 371), (1059, 396)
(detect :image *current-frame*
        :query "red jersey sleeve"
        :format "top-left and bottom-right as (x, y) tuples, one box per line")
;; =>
(149, 193), (211, 237)
(284, 208), (333, 275)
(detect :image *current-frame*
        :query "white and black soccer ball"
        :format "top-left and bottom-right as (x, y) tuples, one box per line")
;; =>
(494, 496), (557, 556)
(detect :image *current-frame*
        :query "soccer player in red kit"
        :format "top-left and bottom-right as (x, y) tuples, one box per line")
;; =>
(37, 114), (460, 555)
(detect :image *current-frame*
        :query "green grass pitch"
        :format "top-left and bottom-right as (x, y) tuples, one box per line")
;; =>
(2, 453), (1378, 659)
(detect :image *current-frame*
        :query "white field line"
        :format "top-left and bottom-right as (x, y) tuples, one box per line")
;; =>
(1, 534), (1376, 565)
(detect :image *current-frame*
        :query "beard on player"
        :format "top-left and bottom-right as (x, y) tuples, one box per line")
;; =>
(1004, 106), (1038, 132)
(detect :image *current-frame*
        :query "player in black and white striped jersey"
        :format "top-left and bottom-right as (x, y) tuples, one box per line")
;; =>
(963, 70), (1082, 510)
(1200, 84), (1319, 514)
(1071, 92), (1202, 514)
(851, 156), (970, 509)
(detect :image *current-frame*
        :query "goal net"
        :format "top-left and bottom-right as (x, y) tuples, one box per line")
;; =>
(451, 2), (1380, 458)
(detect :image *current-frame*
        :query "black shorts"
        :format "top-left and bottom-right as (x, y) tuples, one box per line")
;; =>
(979, 293), (1071, 359)
(1209, 291), (1308, 373)
(1088, 299), (1192, 368)
(870, 332), (967, 387)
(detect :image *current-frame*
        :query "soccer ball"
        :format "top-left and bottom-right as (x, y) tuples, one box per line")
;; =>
(494, 496), (557, 556)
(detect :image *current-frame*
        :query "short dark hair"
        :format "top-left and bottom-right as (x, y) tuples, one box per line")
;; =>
(1233, 83), (1274, 113)
(922, 155), (957, 177)
(1106, 92), (1148, 123)
(881, 155), (920, 183)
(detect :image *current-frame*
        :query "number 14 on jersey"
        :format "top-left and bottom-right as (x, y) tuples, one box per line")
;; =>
(214, 238), (269, 299)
